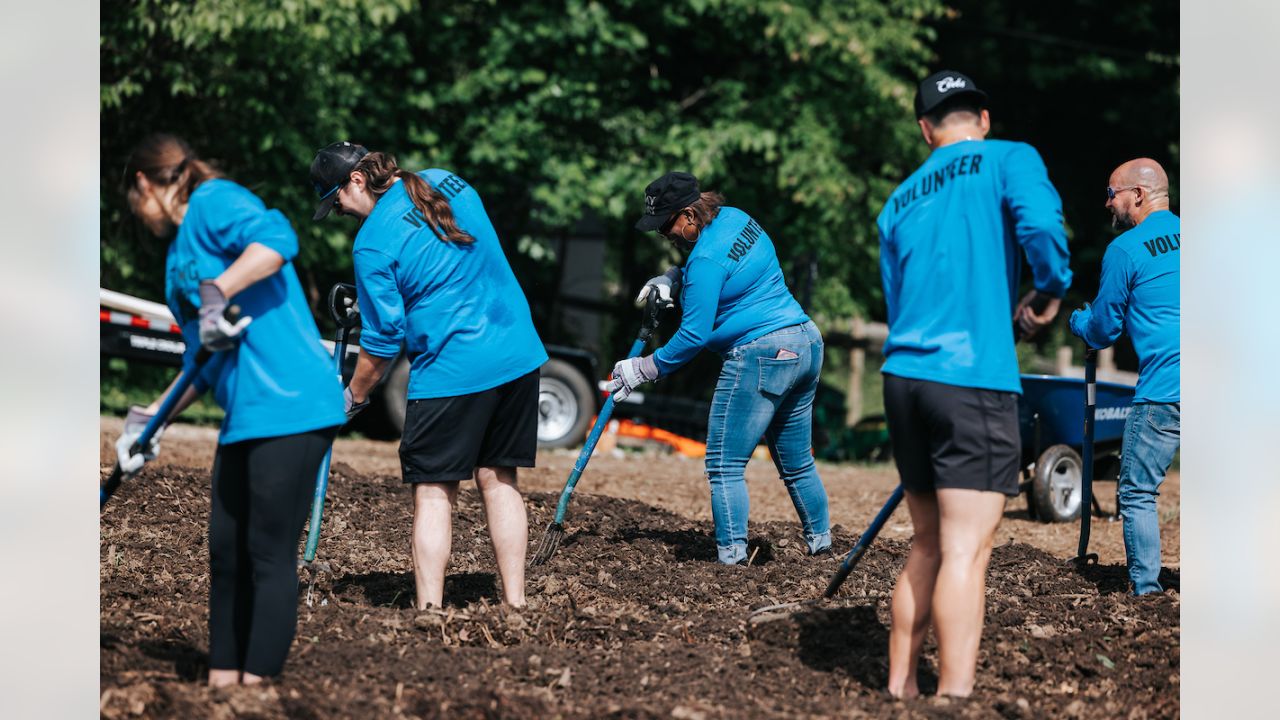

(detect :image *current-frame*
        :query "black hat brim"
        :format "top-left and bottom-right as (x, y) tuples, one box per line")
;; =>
(634, 212), (669, 233)
(313, 192), (338, 221)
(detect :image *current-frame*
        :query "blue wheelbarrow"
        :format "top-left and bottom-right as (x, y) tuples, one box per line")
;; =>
(1018, 374), (1135, 523)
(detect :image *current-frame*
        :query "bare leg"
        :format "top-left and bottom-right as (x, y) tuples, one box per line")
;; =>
(888, 490), (941, 699)
(241, 672), (264, 686)
(932, 488), (1006, 696)
(475, 466), (528, 607)
(412, 482), (458, 610)
(208, 669), (241, 688)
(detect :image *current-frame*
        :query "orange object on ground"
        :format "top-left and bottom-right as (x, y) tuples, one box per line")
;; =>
(592, 417), (708, 458)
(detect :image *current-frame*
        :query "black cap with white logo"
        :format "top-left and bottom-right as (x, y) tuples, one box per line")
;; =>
(914, 70), (988, 118)
(310, 141), (369, 221)
(635, 171), (701, 232)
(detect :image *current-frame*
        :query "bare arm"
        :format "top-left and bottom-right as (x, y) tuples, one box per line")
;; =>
(212, 242), (285, 298)
(143, 375), (202, 420)
(348, 349), (394, 404)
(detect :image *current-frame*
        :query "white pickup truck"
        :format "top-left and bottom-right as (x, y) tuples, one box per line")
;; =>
(100, 288), (600, 448)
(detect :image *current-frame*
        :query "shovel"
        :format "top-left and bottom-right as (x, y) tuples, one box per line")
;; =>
(1074, 346), (1100, 566)
(300, 283), (359, 605)
(529, 289), (664, 566)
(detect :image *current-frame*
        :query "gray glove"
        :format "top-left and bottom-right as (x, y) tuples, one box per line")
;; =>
(198, 280), (253, 351)
(115, 405), (164, 475)
(344, 386), (370, 422)
(605, 354), (660, 402)
(634, 267), (682, 310)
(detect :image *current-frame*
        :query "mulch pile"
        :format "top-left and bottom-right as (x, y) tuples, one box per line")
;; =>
(101, 462), (1179, 719)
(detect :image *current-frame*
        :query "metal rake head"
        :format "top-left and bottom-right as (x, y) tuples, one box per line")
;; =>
(528, 522), (564, 567)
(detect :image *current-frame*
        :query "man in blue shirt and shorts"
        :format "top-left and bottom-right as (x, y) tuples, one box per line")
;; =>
(1070, 158), (1180, 596)
(876, 71), (1072, 697)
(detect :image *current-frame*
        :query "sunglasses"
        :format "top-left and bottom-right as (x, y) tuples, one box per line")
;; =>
(1106, 185), (1140, 200)
(661, 211), (695, 239)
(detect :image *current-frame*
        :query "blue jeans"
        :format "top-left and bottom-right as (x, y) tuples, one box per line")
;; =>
(1118, 402), (1180, 594)
(705, 321), (831, 564)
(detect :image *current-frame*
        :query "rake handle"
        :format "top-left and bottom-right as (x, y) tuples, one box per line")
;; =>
(824, 485), (905, 599)
(550, 335), (646, 523)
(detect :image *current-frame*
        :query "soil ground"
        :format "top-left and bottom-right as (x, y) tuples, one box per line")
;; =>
(100, 418), (1179, 718)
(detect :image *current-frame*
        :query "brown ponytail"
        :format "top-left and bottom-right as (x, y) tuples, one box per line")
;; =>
(684, 191), (725, 228)
(352, 151), (474, 244)
(124, 133), (221, 205)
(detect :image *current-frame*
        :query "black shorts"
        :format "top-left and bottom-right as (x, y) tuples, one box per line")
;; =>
(883, 373), (1020, 497)
(399, 369), (540, 483)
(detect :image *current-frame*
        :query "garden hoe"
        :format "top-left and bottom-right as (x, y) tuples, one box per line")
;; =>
(101, 306), (242, 509)
(1074, 345), (1100, 567)
(301, 283), (360, 606)
(529, 288), (665, 566)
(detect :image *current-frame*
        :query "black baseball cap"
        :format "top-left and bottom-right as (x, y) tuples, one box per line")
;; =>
(310, 141), (369, 220)
(914, 70), (988, 118)
(635, 171), (701, 232)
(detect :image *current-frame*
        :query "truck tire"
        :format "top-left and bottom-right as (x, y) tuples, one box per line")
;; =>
(1030, 444), (1083, 523)
(536, 359), (595, 448)
(380, 356), (595, 449)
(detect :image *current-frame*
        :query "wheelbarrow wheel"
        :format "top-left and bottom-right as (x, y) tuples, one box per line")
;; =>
(1031, 444), (1083, 523)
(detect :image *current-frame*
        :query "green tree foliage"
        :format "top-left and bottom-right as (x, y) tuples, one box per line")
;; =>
(102, 0), (945, 326)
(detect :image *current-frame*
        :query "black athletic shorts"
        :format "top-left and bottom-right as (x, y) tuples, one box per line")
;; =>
(399, 369), (540, 483)
(882, 373), (1021, 497)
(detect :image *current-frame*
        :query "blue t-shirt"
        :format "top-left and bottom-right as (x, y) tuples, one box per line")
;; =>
(353, 169), (548, 399)
(165, 179), (346, 444)
(653, 207), (809, 374)
(1069, 211), (1180, 403)
(877, 139), (1073, 394)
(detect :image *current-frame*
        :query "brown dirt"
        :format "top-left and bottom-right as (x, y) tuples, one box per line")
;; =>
(100, 418), (1179, 718)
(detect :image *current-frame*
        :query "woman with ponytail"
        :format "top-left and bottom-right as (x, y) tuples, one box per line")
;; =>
(310, 142), (546, 609)
(118, 134), (345, 686)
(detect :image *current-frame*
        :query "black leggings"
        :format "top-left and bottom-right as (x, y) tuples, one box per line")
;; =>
(208, 426), (338, 676)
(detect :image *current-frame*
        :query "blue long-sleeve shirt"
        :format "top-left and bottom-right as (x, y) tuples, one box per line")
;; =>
(1070, 210), (1180, 403)
(877, 139), (1072, 393)
(165, 179), (345, 443)
(353, 169), (547, 399)
(653, 207), (809, 374)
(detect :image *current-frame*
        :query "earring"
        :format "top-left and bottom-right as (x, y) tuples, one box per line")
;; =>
(680, 216), (698, 243)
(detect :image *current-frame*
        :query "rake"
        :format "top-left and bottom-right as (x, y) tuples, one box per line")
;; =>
(529, 289), (664, 566)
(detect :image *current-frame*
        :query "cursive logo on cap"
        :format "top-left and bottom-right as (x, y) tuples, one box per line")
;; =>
(645, 193), (657, 213)
(936, 76), (967, 93)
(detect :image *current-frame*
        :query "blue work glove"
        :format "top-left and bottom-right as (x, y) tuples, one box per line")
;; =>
(605, 355), (660, 402)
(344, 386), (369, 422)
(115, 405), (164, 475)
(634, 267), (682, 310)
(198, 280), (253, 351)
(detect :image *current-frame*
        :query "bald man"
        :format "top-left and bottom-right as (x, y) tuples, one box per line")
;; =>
(1070, 158), (1180, 595)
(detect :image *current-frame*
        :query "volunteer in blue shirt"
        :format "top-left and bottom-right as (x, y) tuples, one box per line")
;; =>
(116, 134), (345, 687)
(1070, 158), (1180, 596)
(876, 72), (1072, 698)
(310, 142), (547, 609)
(608, 172), (831, 566)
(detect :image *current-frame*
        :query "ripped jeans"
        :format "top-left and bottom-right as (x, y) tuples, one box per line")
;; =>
(705, 321), (831, 564)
